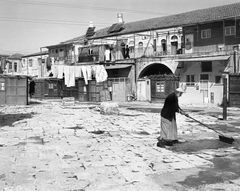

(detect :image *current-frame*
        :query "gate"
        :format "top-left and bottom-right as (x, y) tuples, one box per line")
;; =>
(110, 78), (130, 102)
(229, 74), (240, 107)
(0, 75), (28, 105)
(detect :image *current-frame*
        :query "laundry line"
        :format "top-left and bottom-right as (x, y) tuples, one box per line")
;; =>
(51, 64), (108, 87)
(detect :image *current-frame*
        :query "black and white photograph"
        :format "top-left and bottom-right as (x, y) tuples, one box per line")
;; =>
(0, 0), (240, 190)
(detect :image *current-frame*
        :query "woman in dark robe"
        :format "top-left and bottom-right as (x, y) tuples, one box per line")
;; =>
(157, 87), (186, 147)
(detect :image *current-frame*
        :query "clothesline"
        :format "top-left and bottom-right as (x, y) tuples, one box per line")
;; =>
(51, 64), (108, 87)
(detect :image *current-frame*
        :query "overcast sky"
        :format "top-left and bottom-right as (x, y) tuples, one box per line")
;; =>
(0, 0), (240, 55)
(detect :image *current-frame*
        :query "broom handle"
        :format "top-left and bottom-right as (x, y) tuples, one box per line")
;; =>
(182, 113), (225, 136)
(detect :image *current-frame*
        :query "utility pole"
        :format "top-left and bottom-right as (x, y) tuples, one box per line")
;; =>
(223, 77), (227, 120)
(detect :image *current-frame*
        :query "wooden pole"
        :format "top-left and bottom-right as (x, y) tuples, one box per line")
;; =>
(223, 77), (227, 120)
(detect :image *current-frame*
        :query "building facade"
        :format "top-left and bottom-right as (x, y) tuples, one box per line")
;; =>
(42, 2), (240, 105)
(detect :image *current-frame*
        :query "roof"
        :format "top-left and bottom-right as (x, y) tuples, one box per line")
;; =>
(0, 54), (9, 57)
(22, 51), (48, 58)
(90, 2), (240, 39)
(8, 53), (23, 60)
(60, 35), (86, 44)
(176, 55), (230, 62)
(45, 42), (74, 49)
(105, 64), (132, 70)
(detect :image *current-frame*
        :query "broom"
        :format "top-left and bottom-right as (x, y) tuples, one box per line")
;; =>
(182, 113), (234, 144)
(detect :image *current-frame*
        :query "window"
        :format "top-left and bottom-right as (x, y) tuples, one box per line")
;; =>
(8, 62), (12, 70)
(156, 82), (165, 92)
(0, 82), (5, 91)
(225, 26), (236, 36)
(186, 75), (195, 86)
(201, 61), (212, 72)
(215, 76), (221, 84)
(200, 74), (209, 81)
(49, 83), (54, 89)
(14, 62), (17, 72)
(201, 29), (211, 39)
(28, 59), (33, 67)
(88, 49), (93, 55)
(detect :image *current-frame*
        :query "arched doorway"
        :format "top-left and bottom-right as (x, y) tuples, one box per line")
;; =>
(138, 63), (179, 101)
(139, 63), (172, 78)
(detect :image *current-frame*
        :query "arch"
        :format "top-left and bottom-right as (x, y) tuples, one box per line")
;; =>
(139, 63), (173, 78)
(171, 35), (178, 42)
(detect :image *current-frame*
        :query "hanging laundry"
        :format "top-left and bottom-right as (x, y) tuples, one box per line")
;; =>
(74, 65), (82, 78)
(81, 66), (88, 85)
(105, 49), (111, 61)
(57, 65), (64, 79)
(64, 65), (70, 87)
(95, 65), (108, 83)
(86, 66), (92, 81)
(52, 65), (58, 78)
(69, 66), (75, 87)
(91, 65), (96, 77)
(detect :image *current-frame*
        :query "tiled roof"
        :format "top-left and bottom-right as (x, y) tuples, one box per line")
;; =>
(91, 2), (240, 39)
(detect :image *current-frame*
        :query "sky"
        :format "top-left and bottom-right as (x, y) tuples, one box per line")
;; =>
(0, 0), (240, 55)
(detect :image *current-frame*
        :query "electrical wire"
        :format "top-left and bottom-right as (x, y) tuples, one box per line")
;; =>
(0, 16), (111, 26)
(0, 0), (169, 16)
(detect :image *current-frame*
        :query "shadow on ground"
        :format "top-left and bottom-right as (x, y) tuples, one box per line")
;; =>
(170, 138), (240, 154)
(0, 113), (35, 127)
(178, 153), (240, 188)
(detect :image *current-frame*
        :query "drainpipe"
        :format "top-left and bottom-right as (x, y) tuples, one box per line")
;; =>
(40, 47), (43, 77)
(233, 50), (237, 73)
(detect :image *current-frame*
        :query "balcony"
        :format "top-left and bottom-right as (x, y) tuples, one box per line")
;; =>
(76, 43), (235, 64)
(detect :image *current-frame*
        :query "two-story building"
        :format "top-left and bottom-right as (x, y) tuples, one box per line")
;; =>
(5, 53), (23, 75)
(42, 2), (240, 105)
(82, 2), (240, 105)
(21, 51), (49, 77)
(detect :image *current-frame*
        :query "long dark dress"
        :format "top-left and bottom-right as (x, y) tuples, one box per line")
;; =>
(160, 92), (180, 141)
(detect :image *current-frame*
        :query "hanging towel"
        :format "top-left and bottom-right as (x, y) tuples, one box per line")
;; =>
(64, 65), (70, 87)
(75, 65), (82, 78)
(81, 66), (88, 85)
(69, 66), (75, 87)
(86, 66), (92, 80)
(57, 65), (64, 79)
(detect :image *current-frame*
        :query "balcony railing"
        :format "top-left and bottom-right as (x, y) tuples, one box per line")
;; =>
(75, 44), (234, 63)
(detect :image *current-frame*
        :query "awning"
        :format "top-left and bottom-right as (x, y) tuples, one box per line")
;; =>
(176, 55), (230, 62)
(105, 64), (132, 70)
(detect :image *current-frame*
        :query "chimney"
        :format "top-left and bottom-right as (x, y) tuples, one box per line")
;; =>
(117, 13), (124, 23)
(89, 21), (94, 28)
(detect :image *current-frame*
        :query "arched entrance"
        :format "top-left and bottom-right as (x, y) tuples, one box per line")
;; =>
(138, 63), (179, 101)
(139, 63), (173, 78)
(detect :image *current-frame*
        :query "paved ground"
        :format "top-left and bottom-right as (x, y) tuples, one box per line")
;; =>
(0, 99), (240, 191)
